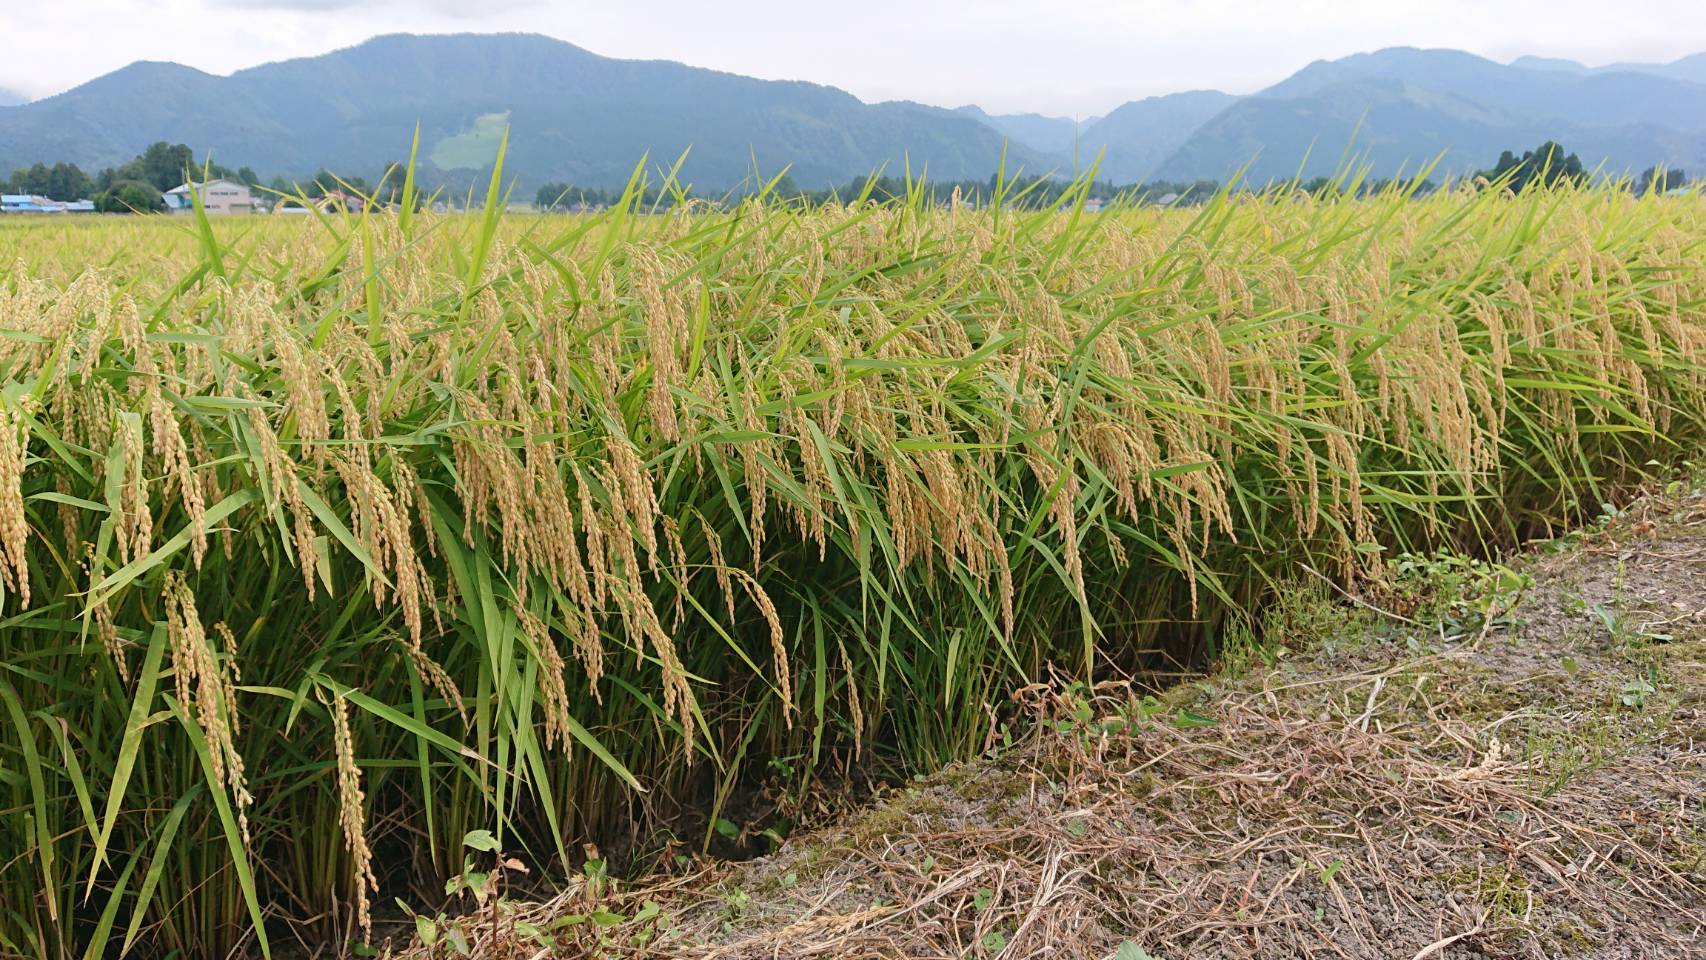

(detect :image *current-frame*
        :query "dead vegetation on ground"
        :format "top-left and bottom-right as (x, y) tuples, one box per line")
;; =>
(413, 488), (1706, 960)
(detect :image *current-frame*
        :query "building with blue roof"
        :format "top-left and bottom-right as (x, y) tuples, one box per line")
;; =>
(1, 194), (97, 213)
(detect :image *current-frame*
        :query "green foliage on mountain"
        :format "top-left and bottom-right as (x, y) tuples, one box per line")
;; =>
(1075, 90), (1239, 182)
(5, 39), (1705, 193)
(952, 105), (1092, 156)
(1511, 52), (1706, 86)
(1153, 48), (1706, 184)
(0, 33), (1050, 190)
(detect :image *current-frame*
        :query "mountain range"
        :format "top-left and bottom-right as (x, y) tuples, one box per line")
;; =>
(1508, 53), (1706, 85)
(1159, 48), (1706, 182)
(951, 106), (1095, 157)
(0, 34), (1702, 191)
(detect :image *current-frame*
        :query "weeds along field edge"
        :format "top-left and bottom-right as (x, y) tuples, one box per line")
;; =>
(1, 177), (1704, 957)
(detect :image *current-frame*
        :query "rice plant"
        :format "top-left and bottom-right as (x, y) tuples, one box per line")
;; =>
(1, 164), (1703, 958)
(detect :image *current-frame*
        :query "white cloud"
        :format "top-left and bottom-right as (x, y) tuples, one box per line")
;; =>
(2, 0), (1704, 114)
(207, 0), (538, 14)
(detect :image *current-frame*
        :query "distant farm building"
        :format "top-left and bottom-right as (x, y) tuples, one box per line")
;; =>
(316, 190), (368, 213)
(164, 179), (257, 214)
(1060, 197), (1106, 214)
(271, 190), (367, 215)
(2, 194), (95, 213)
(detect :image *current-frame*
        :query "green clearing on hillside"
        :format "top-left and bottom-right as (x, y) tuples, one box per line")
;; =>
(430, 111), (511, 170)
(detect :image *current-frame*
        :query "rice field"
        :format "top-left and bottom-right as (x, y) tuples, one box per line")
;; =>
(2, 172), (1704, 958)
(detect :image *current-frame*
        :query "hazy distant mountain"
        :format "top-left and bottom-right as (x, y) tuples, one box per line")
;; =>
(1154, 48), (1706, 183)
(1265, 47), (1706, 132)
(1074, 90), (1238, 182)
(0, 33), (1052, 189)
(951, 105), (1095, 155)
(1512, 52), (1706, 86)
(3, 38), (1705, 192)
(1509, 55), (1593, 75)
(950, 93), (1237, 182)
(0, 88), (26, 107)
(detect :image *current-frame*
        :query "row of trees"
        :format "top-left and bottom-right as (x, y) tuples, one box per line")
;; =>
(2, 162), (95, 201)
(1478, 141), (1588, 191)
(1300, 176), (1440, 198)
(3, 142), (257, 211)
(535, 182), (639, 209)
(98, 142), (257, 194)
(534, 173), (1229, 211)
(533, 145), (1693, 212)
(11, 140), (1698, 214)
(6, 143), (424, 213)
(1474, 141), (1689, 195)
(1636, 165), (1689, 195)
(784, 173), (1225, 208)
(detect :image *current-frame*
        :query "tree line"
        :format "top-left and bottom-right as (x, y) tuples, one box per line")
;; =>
(9, 140), (1695, 215)
(1474, 141), (1687, 195)
(2, 142), (260, 211)
(5, 143), (415, 213)
(535, 173), (1229, 211)
(534, 143), (1697, 212)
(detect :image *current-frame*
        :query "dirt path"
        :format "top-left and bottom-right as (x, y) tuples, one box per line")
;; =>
(472, 493), (1706, 959)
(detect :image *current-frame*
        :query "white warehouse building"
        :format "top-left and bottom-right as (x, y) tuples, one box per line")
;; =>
(164, 178), (257, 215)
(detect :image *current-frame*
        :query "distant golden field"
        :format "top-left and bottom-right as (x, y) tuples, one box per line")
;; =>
(2, 184), (1703, 957)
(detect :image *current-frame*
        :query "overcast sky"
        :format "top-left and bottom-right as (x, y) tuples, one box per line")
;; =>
(4, 1), (1706, 115)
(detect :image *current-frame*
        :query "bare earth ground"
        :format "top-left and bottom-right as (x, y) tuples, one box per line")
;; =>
(458, 492), (1706, 960)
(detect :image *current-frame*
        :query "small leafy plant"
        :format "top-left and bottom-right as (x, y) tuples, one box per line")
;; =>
(398, 830), (534, 956)
(1388, 551), (1532, 635)
(1620, 675), (1657, 709)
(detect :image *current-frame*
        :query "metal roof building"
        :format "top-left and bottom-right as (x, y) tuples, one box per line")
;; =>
(1, 194), (85, 213)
